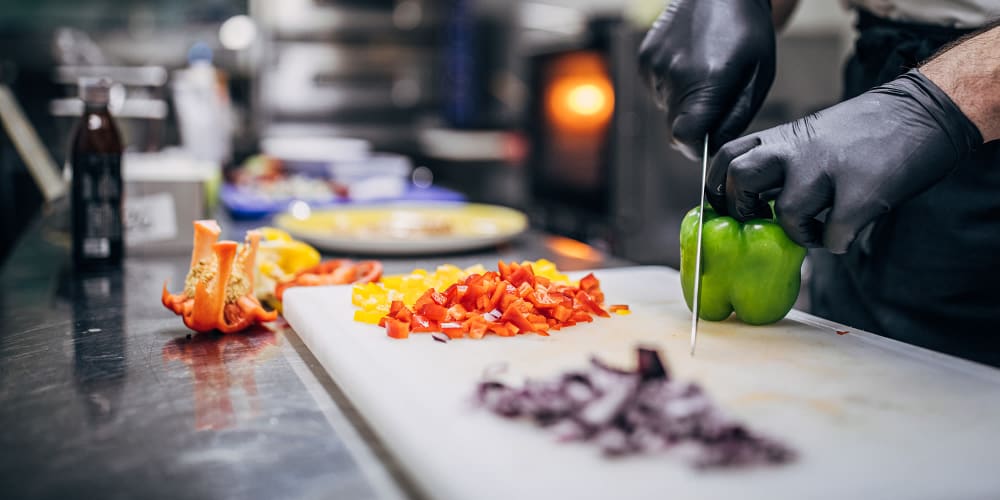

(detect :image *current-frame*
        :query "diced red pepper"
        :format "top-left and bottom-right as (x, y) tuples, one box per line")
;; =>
(575, 290), (610, 318)
(446, 303), (468, 321)
(396, 306), (413, 323)
(551, 304), (573, 322)
(579, 273), (600, 294)
(501, 305), (537, 333)
(476, 294), (489, 311)
(466, 315), (488, 339)
(414, 289), (447, 310)
(498, 292), (517, 311)
(489, 322), (516, 337)
(368, 261), (620, 341)
(420, 303), (448, 322)
(497, 260), (512, 279)
(487, 281), (507, 310)
(410, 314), (437, 332)
(508, 264), (536, 288)
(386, 317), (410, 339)
(443, 283), (460, 303)
(440, 321), (467, 339)
(389, 300), (406, 316)
(527, 289), (559, 309)
(462, 280), (488, 309)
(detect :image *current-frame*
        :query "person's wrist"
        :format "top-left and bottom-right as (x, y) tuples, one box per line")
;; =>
(892, 69), (984, 154)
(921, 61), (998, 142)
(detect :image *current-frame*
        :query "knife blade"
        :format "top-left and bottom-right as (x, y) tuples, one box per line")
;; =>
(690, 134), (709, 356)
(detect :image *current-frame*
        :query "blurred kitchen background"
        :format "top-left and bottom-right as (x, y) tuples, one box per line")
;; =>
(0, 0), (853, 265)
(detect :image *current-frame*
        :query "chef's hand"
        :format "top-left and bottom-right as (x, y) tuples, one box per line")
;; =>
(638, 0), (776, 159)
(707, 70), (983, 254)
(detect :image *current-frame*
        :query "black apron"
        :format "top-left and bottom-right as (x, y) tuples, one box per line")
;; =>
(809, 9), (1000, 367)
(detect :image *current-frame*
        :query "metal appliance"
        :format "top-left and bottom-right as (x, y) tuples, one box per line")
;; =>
(525, 17), (697, 260)
(250, 0), (446, 153)
(526, 17), (848, 269)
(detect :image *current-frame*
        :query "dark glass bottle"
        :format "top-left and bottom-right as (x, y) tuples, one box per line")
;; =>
(71, 78), (124, 268)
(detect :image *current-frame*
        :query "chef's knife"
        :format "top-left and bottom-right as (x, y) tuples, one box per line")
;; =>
(690, 134), (709, 356)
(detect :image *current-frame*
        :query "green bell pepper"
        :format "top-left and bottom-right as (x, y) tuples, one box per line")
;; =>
(680, 205), (806, 325)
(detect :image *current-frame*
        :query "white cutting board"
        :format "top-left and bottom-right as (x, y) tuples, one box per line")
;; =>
(284, 266), (1000, 500)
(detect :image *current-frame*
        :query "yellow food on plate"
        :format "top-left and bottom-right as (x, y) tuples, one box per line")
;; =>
(352, 259), (571, 324)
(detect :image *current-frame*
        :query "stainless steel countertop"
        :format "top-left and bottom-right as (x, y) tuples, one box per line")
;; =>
(0, 204), (631, 499)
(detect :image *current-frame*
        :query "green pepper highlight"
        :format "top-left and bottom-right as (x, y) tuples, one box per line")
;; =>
(680, 205), (806, 325)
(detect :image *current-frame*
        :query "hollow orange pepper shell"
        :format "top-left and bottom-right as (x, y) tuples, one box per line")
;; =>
(162, 220), (277, 333)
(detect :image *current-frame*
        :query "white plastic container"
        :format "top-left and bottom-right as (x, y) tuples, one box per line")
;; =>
(260, 136), (371, 164)
(260, 135), (412, 201)
(328, 153), (412, 201)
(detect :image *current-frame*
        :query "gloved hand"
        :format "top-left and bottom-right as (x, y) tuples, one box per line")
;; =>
(638, 0), (776, 159)
(707, 69), (984, 254)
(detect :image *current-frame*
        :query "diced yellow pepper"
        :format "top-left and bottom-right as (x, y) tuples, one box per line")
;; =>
(253, 227), (322, 303)
(354, 309), (386, 324)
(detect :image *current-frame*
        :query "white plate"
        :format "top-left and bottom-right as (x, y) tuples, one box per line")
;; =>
(273, 203), (528, 255)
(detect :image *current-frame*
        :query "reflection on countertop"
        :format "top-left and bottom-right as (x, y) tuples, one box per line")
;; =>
(162, 326), (281, 431)
(67, 268), (128, 431)
(0, 208), (390, 499)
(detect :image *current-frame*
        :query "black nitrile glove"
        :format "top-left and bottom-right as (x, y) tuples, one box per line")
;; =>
(707, 69), (984, 254)
(638, 0), (776, 159)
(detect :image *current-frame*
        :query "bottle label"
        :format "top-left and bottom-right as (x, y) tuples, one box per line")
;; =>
(83, 237), (110, 258)
(73, 153), (122, 261)
(125, 192), (178, 245)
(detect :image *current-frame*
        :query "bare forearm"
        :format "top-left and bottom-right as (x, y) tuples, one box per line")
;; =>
(772, 0), (799, 31)
(921, 23), (1000, 142)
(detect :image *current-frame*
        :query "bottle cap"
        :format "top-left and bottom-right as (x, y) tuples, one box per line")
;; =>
(187, 42), (213, 64)
(79, 77), (112, 105)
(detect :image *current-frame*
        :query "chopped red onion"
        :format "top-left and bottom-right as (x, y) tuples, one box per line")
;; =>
(475, 348), (795, 468)
(484, 309), (502, 322)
